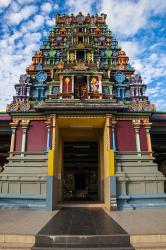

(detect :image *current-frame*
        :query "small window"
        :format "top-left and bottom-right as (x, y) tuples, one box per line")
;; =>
(77, 50), (84, 61)
(79, 28), (83, 32)
(78, 37), (83, 44)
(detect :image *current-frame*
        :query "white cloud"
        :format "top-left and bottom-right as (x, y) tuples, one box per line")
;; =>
(16, 0), (35, 4)
(132, 52), (166, 86)
(8, 5), (38, 25)
(120, 41), (144, 59)
(20, 14), (45, 32)
(99, 0), (166, 36)
(65, 0), (96, 14)
(0, 0), (11, 8)
(54, 4), (59, 10)
(41, 2), (52, 13)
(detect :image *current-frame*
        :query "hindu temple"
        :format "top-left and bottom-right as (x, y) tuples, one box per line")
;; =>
(0, 13), (165, 210)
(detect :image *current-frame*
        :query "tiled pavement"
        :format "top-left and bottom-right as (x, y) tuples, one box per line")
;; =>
(33, 208), (133, 249)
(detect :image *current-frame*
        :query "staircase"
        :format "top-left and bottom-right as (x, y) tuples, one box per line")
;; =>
(32, 207), (134, 249)
(33, 234), (134, 249)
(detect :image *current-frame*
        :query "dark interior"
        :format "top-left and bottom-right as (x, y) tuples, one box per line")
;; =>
(63, 141), (99, 201)
(77, 50), (84, 60)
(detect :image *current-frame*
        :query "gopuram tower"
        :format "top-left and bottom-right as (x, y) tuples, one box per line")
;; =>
(1, 13), (165, 210)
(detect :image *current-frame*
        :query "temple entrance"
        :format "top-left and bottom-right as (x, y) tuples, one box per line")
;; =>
(63, 141), (99, 201)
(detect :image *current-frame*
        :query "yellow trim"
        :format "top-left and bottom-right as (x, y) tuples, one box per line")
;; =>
(48, 149), (54, 176)
(108, 149), (115, 176)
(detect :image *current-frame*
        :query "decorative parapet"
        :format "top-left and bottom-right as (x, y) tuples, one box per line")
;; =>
(129, 100), (156, 112)
(6, 101), (31, 112)
(73, 62), (89, 71)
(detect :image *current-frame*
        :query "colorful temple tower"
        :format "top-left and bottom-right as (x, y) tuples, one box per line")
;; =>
(1, 13), (165, 210)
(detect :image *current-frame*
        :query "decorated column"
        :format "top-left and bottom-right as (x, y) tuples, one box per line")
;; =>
(109, 85), (113, 100)
(9, 121), (18, 157)
(133, 120), (141, 157)
(112, 121), (117, 152)
(87, 75), (90, 99)
(71, 75), (74, 99)
(144, 122), (153, 156)
(46, 118), (51, 152)
(20, 120), (29, 157)
(59, 75), (63, 99)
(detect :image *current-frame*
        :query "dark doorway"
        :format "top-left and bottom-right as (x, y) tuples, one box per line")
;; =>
(77, 50), (84, 61)
(78, 37), (83, 44)
(75, 174), (86, 190)
(63, 141), (99, 201)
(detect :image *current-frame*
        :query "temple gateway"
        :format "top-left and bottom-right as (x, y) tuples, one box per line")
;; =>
(1, 13), (166, 210)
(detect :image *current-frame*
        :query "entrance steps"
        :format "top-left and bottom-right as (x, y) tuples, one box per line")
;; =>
(32, 234), (134, 249)
(0, 233), (166, 249)
(0, 234), (35, 250)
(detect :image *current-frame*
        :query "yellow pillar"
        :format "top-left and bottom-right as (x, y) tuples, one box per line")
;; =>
(106, 115), (115, 176)
(48, 115), (56, 176)
(145, 122), (152, 156)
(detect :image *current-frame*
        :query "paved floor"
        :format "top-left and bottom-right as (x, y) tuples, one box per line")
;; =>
(38, 207), (127, 235)
(0, 207), (165, 236)
(0, 208), (57, 235)
(106, 208), (166, 235)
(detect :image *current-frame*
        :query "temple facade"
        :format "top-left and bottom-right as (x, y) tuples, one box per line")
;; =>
(0, 13), (166, 210)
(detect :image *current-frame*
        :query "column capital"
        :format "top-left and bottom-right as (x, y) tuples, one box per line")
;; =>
(10, 121), (19, 129)
(45, 118), (51, 129)
(20, 119), (30, 129)
(144, 122), (152, 129)
(132, 119), (141, 130)
(50, 115), (56, 128)
(106, 114), (112, 127)
(112, 121), (117, 128)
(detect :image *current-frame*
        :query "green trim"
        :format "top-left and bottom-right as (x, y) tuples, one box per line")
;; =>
(9, 112), (45, 116)
(6, 111), (155, 117)
(4, 111), (166, 116)
(0, 112), (8, 114)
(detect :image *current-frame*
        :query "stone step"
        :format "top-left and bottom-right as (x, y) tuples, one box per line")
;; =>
(134, 241), (166, 249)
(0, 242), (33, 250)
(130, 234), (166, 244)
(32, 234), (134, 249)
(33, 247), (134, 250)
(0, 234), (35, 244)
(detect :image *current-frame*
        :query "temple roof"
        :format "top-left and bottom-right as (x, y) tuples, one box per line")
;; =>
(6, 12), (155, 114)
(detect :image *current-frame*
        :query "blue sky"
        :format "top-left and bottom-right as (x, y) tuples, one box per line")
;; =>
(0, 0), (166, 111)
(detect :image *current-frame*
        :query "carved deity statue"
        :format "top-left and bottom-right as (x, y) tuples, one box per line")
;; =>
(90, 77), (99, 93)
